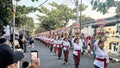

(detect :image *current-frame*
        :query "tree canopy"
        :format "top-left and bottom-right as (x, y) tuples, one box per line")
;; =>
(0, 0), (12, 26)
(91, 0), (120, 14)
(37, 2), (74, 32)
(0, 0), (38, 26)
(35, 2), (93, 33)
(15, 5), (37, 27)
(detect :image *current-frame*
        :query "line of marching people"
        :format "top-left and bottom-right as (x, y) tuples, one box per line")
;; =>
(36, 34), (109, 68)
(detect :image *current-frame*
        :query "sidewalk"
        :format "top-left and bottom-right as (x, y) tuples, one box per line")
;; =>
(109, 52), (120, 62)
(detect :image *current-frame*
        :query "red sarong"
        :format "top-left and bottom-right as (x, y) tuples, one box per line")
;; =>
(64, 46), (69, 59)
(58, 44), (62, 56)
(75, 50), (81, 65)
(54, 44), (57, 54)
(96, 58), (107, 68)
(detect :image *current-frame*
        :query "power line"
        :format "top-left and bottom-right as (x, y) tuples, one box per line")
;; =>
(37, 0), (49, 8)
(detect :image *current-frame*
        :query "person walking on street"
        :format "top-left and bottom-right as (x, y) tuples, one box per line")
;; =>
(18, 34), (24, 51)
(94, 40), (109, 68)
(50, 36), (54, 52)
(63, 37), (70, 65)
(57, 36), (63, 59)
(53, 36), (58, 56)
(73, 37), (83, 68)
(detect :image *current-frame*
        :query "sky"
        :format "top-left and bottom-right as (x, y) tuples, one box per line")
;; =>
(17, 0), (116, 23)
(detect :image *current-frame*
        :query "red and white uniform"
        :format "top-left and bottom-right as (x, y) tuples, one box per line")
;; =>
(73, 41), (83, 67)
(50, 38), (54, 45)
(53, 39), (58, 47)
(57, 39), (63, 58)
(63, 41), (70, 51)
(57, 39), (63, 47)
(73, 43), (83, 56)
(94, 46), (109, 68)
(53, 39), (58, 54)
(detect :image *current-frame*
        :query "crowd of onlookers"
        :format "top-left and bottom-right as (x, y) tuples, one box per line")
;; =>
(0, 25), (40, 68)
(9, 33), (34, 52)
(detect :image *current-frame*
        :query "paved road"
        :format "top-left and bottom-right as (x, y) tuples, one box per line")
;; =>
(22, 40), (120, 68)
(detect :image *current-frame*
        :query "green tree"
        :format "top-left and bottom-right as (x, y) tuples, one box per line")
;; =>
(91, 0), (120, 14)
(37, 2), (75, 31)
(49, 2), (75, 26)
(35, 25), (45, 34)
(81, 15), (94, 22)
(36, 2), (93, 32)
(0, 0), (38, 26)
(115, 1), (120, 14)
(0, 0), (12, 26)
(15, 5), (37, 27)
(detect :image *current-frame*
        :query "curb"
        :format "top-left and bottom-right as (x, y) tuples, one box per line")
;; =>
(109, 57), (120, 63)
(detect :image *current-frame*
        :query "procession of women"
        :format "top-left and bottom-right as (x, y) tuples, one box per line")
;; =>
(36, 30), (109, 68)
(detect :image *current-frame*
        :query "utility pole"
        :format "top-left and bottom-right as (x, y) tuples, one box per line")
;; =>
(80, 0), (82, 34)
(75, 0), (79, 24)
(12, 0), (16, 50)
(75, 0), (79, 37)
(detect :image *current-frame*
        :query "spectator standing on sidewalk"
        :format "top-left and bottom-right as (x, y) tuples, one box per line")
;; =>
(28, 35), (34, 48)
(29, 58), (40, 68)
(18, 34), (24, 51)
(0, 25), (6, 44)
(3, 25), (10, 40)
(21, 58), (40, 68)
(0, 25), (12, 46)
(23, 36), (28, 53)
(22, 61), (29, 68)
